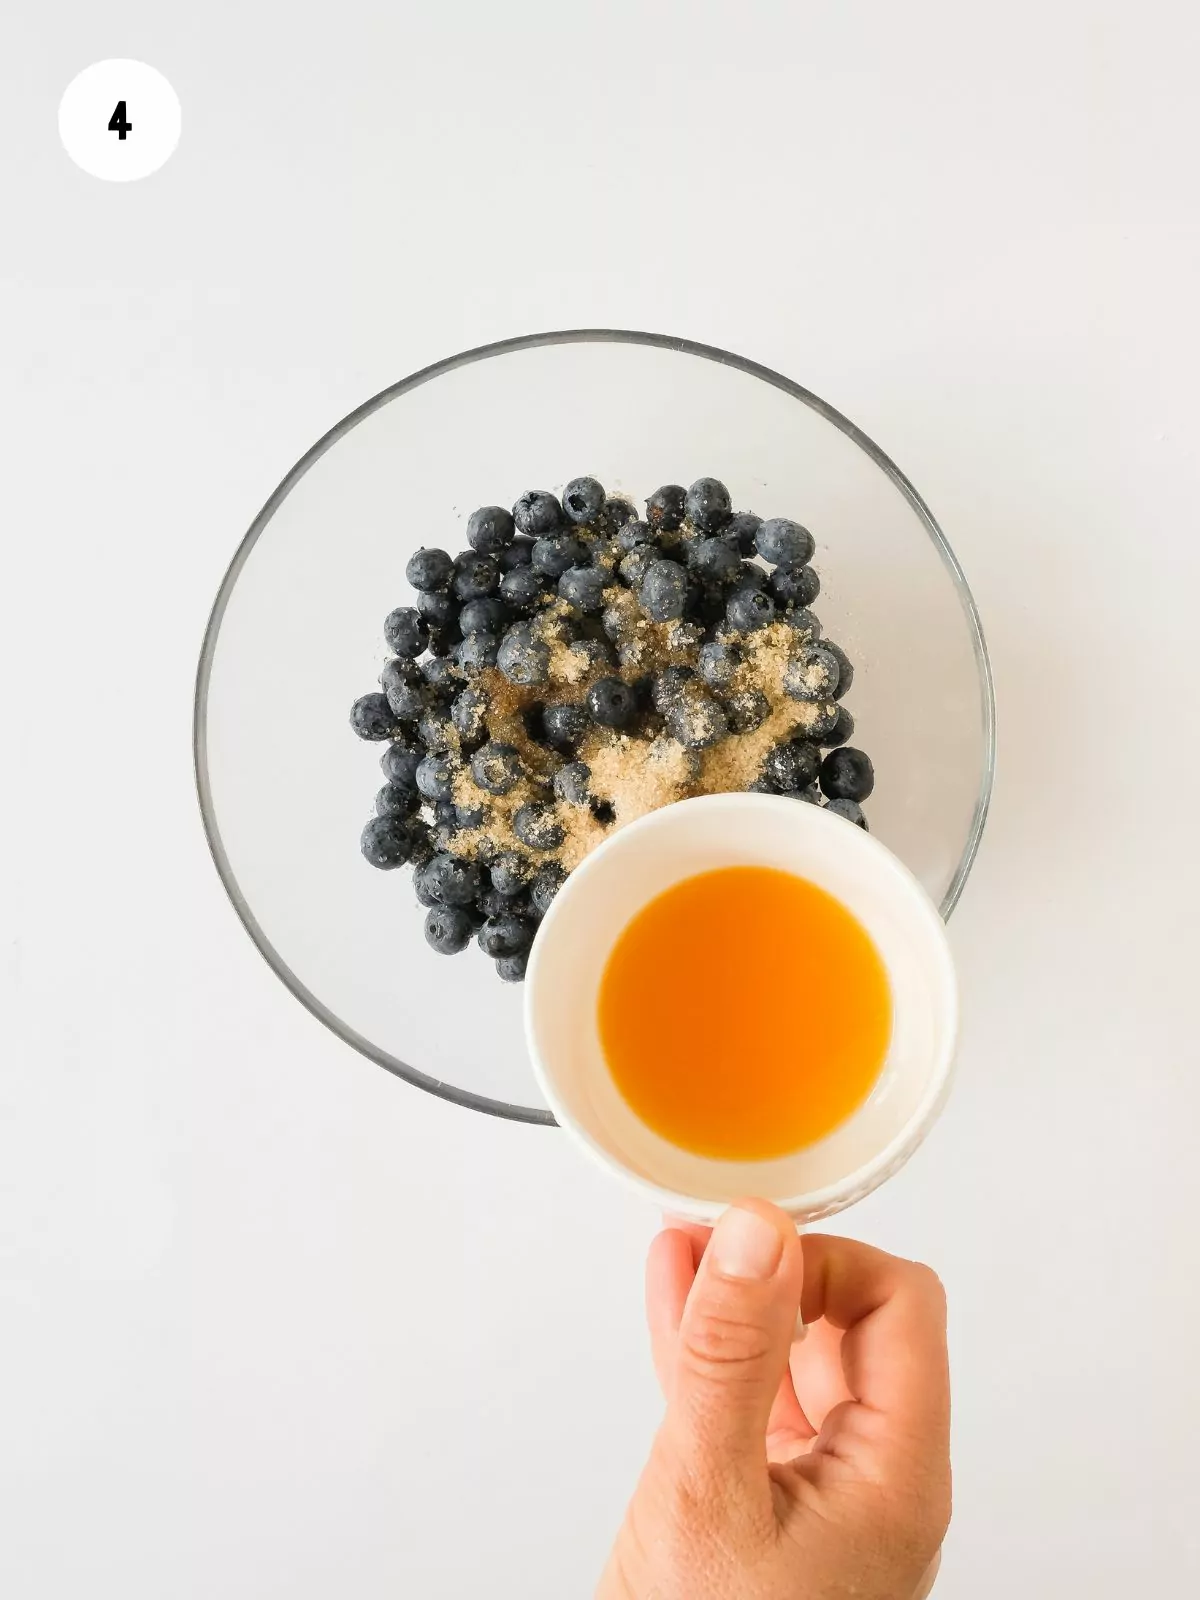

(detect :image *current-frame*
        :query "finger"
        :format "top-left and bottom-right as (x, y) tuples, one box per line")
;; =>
(646, 1228), (696, 1393)
(788, 1316), (854, 1433)
(664, 1200), (804, 1482)
(799, 1234), (950, 1471)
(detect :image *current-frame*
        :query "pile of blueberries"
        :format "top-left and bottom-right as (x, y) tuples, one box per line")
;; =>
(349, 476), (875, 984)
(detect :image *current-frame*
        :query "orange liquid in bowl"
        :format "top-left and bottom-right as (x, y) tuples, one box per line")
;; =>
(597, 866), (892, 1161)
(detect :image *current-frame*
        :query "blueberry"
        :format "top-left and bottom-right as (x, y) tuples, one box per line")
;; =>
(514, 801), (565, 851)
(781, 607), (821, 643)
(531, 534), (590, 580)
(587, 676), (638, 729)
(513, 490), (563, 537)
(553, 761), (592, 807)
(566, 638), (616, 678)
(651, 665), (695, 713)
(451, 684), (489, 746)
(416, 752), (456, 803)
(685, 536), (741, 584)
(417, 706), (454, 753)
(416, 589), (459, 631)
(452, 553), (501, 602)
(381, 655), (421, 695)
(499, 565), (549, 616)
(496, 950), (530, 982)
(421, 656), (461, 695)
(457, 633), (501, 675)
(784, 645), (840, 702)
(414, 856), (442, 906)
(360, 815), (413, 868)
(471, 742), (523, 796)
(824, 705), (855, 747)
(383, 606), (429, 658)
(455, 798), (486, 829)
(350, 692), (402, 741)
(426, 621), (464, 658)
(618, 519), (656, 552)
(645, 484), (687, 533)
(558, 566), (607, 614)
(542, 701), (588, 753)
(639, 559), (689, 621)
(748, 776), (780, 794)
(431, 802), (463, 852)
(619, 548), (655, 590)
(497, 626), (551, 687)
(819, 746), (875, 802)
(405, 547), (454, 591)
(721, 511), (762, 556)
(561, 476), (606, 525)
(477, 913), (535, 959)
(723, 688), (770, 733)
(466, 505), (516, 554)
(600, 497), (638, 535)
(799, 700), (841, 741)
(424, 904), (475, 955)
(824, 797), (868, 830)
(427, 853), (483, 906)
(665, 686), (729, 750)
(490, 851), (533, 897)
(755, 518), (815, 567)
(698, 640), (738, 691)
(771, 563), (821, 609)
(764, 739), (822, 792)
(530, 863), (566, 917)
(458, 597), (508, 635)
(474, 885), (514, 922)
(375, 783), (419, 819)
(818, 639), (854, 699)
(685, 477), (732, 532)
(384, 673), (429, 723)
(498, 535), (536, 571)
(726, 587), (776, 633)
(731, 561), (769, 592)
(790, 784), (822, 805)
(380, 740), (423, 789)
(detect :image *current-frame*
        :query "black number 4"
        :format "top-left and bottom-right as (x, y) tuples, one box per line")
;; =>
(108, 101), (132, 140)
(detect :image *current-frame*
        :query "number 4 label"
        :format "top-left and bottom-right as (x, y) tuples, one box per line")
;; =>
(108, 101), (132, 140)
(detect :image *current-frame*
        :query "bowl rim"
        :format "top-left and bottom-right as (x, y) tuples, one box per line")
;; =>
(522, 792), (961, 1224)
(193, 327), (995, 1128)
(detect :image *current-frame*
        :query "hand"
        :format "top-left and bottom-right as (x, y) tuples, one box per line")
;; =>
(598, 1200), (951, 1600)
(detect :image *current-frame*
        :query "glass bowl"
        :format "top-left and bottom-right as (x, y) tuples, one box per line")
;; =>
(194, 330), (995, 1125)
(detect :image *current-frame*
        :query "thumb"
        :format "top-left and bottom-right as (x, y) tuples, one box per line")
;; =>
(665, 1200), (804, 1478)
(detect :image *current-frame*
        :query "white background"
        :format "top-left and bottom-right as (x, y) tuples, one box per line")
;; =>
(3, 2), (1199, 1594)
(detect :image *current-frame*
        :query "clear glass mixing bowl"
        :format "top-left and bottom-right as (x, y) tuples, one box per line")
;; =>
(194, 331), (994, 1124)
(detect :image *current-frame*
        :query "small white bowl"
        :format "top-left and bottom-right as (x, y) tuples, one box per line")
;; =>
(524, 793), (958, 1225)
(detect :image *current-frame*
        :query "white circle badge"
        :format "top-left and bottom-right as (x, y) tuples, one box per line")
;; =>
(59, 60), (181, 182)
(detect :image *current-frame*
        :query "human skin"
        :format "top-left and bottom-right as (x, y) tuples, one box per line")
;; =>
(598, 1200), (951, 1600)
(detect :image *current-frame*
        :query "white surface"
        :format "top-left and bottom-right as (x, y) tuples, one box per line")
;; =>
(3, 2), (1199, 1595)
(528, 795), (958, 1221)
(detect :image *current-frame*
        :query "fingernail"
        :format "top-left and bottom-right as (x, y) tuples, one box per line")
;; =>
(710, 1205), (783, 1281)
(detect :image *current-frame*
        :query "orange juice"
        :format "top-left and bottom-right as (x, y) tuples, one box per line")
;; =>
(597, 866), (891, 1161)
